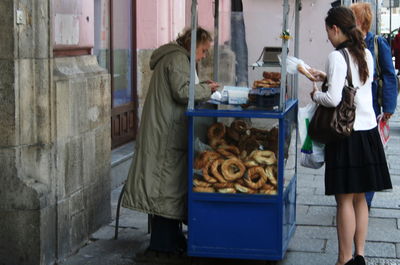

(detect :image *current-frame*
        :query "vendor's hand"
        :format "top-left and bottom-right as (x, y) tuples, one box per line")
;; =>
(310, 82), (319, 101)
(382, 112), (393, 122)
(308, 68), (326, 82)
(206, 80), (220, 93)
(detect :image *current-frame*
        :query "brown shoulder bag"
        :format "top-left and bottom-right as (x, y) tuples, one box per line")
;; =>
(308, 49), (358, 144)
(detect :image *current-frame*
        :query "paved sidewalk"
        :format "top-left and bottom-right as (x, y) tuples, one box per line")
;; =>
(61, 102), (400, 265)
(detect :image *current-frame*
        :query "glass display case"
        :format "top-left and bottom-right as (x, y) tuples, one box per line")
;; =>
(186, 0), (300, 261)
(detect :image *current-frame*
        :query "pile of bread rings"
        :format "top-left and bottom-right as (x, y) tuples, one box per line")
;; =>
(193, 120), (278, 195)
(252, 71), (281, 89)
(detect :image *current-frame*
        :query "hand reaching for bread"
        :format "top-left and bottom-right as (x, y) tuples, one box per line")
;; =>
(308, 68), (326, 82)
(297, 64), (317, 81)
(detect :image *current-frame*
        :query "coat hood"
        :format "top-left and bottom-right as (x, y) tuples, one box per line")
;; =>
(150, 42), (189, 70)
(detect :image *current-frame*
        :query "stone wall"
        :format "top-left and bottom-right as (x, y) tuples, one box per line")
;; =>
(0, 1), (111, 264)
(53, 56), (111, 260)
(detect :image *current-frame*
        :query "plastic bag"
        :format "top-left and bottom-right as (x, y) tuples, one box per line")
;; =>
(377, 114), (390, 146)
(281, 55), (316, 81)
(298, 102), (325, 169)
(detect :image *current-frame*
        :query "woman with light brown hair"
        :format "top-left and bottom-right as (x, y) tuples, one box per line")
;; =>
(350, 2), (398, 211)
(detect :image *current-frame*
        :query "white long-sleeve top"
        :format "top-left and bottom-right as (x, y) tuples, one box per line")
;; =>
(313, 48), (377, 131)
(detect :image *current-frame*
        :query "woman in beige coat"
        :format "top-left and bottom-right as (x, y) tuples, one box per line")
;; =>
(122, 27), (218, 258)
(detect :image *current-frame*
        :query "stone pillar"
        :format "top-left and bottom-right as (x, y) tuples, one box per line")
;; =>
(0, 1), (111, 264)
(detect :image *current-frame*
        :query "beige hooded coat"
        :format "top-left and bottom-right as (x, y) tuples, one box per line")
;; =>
(121, 42), (210, 220)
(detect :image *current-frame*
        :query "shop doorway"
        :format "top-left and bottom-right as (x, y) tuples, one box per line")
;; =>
(110, 0), (137, 148)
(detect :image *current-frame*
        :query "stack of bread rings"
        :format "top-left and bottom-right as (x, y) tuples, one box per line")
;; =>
(193, 120), (279, 195)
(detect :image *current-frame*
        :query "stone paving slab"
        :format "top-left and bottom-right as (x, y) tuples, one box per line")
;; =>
(370, 208), (400, 219)
(286, 236), (325, 253)
(292, 226), (337, 240)
(296, 210), (334, 226)
(367, 218), (400, 243)
(297, 194), (336, 206)
(325, 239), (397, 258)
(277, 252), (337, 265)
(367, 258), (400, 265)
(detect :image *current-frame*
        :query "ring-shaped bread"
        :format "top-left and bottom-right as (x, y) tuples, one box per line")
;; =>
(221, 158), (245, 181)
(211, 159), (227, 183)
(249, 150), (277, 165)
(207, 122), (226, 140)
(202, 160), (218, 183)
(217, 145), (240, 158)
(193, 186), (215, 193)
(244, 166), (268, 189)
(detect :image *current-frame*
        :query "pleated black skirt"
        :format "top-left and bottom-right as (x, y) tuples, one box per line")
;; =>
(324, 126), (392, 195)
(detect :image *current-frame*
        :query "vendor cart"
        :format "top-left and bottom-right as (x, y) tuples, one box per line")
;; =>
(186, 0), (301, 261)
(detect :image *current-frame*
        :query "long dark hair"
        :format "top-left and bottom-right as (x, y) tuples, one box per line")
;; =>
(325, 7), (369, 84)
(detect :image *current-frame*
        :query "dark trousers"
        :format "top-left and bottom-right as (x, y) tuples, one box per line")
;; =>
(365, 191), (374, 207)
(149, 215), (186, 253)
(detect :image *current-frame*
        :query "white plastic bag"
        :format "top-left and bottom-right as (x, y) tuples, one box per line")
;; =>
(298, 102), (325, 169)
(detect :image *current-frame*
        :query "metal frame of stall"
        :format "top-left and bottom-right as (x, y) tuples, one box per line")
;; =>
(186, 0), (301, 261)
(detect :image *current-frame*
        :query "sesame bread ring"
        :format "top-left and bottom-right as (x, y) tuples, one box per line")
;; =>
(217, 187), (236, 194)
(226, 127), (240, 142)
(193, 178), (212, 187)
(221, 158), (246, 181)
(213, 182), (234, 189)
(249, 150), (277, 165)
(265, 165), (277, 186)
(209, 138), (227, 149)
(194, 151), (221, 170)
(243, 159), (259, 168)
(207, 122), (226, 140)
(244, 166), (268, 189)
(193, 186), (215, 193)
(259, 188), (277, 195)
(231, 120), (248, 133)
(234, 183), (257, 194)
(217, 145), (240, 158)
(211, 159), (227, 183)
(260, 183), (277, 195)
(202, 161), (218, 183)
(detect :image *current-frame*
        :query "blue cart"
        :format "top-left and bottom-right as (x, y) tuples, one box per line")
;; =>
(186, 100), (298, 261)
(185, 0), (300, 261)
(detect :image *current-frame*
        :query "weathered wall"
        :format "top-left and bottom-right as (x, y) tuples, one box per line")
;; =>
(53, 55), (111, 260)
(0, 1), (111, 264)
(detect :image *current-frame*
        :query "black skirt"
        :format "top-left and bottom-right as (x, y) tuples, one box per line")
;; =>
(324, 126), (392, 195)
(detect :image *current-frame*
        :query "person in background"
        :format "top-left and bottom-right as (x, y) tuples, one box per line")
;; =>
(121, 27), (218, 261)
(350, 3), (398, 210)
(392, 28), (400, 74)
(310, 7), (392, 265)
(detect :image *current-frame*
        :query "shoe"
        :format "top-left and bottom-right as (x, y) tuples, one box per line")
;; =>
(135, 248), (190, 264)
(343, 258), (355, 265)
(354, 255), (366, 265)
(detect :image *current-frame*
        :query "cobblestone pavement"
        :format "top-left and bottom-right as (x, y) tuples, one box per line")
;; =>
(61, 97), (400, 265)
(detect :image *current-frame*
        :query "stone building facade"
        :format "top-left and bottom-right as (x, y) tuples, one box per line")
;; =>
(0, 1), (111, 265)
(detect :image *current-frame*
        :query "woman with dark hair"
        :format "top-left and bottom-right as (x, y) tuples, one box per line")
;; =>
(310, 7), (392, 265)
(122, 27), (218, 261)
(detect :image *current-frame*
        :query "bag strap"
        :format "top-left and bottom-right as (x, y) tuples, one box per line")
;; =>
(339, 49), (354, 87)
(374, 35), (382, 78)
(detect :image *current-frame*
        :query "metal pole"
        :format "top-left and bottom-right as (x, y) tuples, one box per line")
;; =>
(390, 0), (392, 44)
(280, 0), (289, 111)
(294, 0), (300, 100)
(188, 0), (198, 110)
(213, 0), (220, 82)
